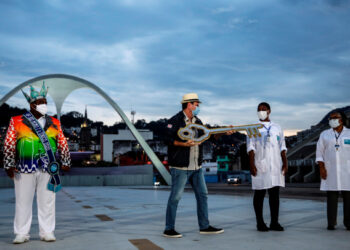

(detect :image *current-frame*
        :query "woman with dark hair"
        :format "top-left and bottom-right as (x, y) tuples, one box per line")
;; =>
(316, 111), (350, 230)
(337, 110), (348, 128)
(247, 102), (288, 232)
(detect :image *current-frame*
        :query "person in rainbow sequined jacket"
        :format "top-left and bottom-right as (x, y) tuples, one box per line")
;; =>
(4, 112), (71, 173)
(3, 83), (71, 244)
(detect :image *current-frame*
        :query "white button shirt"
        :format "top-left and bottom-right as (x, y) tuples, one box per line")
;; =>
(316, 127), (350, 191)
(38, 116), (46, 129)
(247, 121), (287, 190)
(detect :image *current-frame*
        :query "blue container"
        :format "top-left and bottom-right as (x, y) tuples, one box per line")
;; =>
(205, 175), (218, 183)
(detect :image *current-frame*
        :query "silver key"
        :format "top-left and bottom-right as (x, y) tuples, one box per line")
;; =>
(178, 123), (263, 143)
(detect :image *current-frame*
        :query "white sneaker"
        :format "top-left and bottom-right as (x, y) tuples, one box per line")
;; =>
(40, 232), (56, 242)
(13, 234), (30, 244)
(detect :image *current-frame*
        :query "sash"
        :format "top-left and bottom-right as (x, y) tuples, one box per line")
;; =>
(23, 112), (62, 193)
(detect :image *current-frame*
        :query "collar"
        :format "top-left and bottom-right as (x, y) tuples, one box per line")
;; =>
(38, 116), (46, 122)
(22, 113), (55, 132)
(260, 121), (272, 125)
(44, 115), (55, 131)
(183, 111), (196, 123)
(333, 126), (346, 136)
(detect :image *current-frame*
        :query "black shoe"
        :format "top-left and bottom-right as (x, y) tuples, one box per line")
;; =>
(327, 225), (335, 230)
(163, 229), (182, 238)
(257, 223), (269, 232)
(200, 225), (224, 234)
(269, 223), (284, 231)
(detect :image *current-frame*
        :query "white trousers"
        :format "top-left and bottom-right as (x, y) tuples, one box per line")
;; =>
(14, 171), (55, 237)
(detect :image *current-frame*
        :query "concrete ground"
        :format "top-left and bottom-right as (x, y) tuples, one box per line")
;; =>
(0, 186), (349, 250)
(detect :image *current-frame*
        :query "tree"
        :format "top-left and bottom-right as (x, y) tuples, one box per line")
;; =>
(0, 104), (27, 127)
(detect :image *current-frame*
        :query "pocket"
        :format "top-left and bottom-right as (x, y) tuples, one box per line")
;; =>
(255, 159), (267, 173)
(325, 161), (331, 172)
(343, 138), (350, 148)
(324, 161), (331, 169)
(273, 158), (283, 175)
(277, 135), (280, 142)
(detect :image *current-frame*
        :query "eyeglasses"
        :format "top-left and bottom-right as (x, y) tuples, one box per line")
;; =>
(328, 116), (341, 120)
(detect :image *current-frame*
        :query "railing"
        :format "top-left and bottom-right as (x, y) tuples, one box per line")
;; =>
(288, 159), (318, 183)
(288, 159), (315, 167)
(287, 124), (327, 159)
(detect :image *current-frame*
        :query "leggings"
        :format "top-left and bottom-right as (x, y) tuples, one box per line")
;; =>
(253, 186), (280, 225)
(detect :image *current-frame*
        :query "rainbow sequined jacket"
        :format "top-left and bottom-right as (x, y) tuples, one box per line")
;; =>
(3, 114), (71, 173)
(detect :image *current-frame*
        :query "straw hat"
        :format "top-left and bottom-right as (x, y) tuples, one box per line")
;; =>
(181, 93), (201, 104)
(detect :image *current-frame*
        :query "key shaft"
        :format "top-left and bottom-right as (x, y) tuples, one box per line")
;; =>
(177, 123), (263, 143)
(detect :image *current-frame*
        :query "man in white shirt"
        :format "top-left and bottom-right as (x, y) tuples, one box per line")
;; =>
(247, 102), (287, 232)
(316, 110), (350, 230)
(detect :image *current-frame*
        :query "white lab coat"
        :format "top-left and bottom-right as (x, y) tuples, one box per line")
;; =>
(247, 121), (287, 190)
(316, 127), (350, 191)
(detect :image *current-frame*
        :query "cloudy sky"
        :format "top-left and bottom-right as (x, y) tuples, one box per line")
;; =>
(0, 0), (349, 135)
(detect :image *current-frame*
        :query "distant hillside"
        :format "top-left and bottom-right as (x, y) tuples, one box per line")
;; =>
(0, 103), (246, 144)
(317, 105), (350, 127)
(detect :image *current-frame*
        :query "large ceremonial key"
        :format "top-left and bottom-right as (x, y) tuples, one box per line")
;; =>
(178, 123), (263, 143)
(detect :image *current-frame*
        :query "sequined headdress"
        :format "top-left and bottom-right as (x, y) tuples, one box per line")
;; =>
(21, 82), (48, 103)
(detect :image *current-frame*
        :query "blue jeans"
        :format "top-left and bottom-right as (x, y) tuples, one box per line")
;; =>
(165, 168), (209, 230)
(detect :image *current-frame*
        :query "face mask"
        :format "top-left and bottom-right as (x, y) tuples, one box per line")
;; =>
(329, 119), (340, 128)
(35, 104), (48, 116)
(257, 111), (268, 121)
(192, 106), (200, 116)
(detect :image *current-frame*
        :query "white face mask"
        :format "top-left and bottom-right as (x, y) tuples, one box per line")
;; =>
(35, 104), (48, 116)
(329, 119), (340, 128)
(257, 111), (268, 121)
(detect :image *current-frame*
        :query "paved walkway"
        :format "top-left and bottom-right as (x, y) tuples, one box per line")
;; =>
(0, 186), (349, 250)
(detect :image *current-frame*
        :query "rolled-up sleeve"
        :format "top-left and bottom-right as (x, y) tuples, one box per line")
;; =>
(315, 133), (325, 163)
(246, 134), (256, 153)
(279, 129), (287, 152)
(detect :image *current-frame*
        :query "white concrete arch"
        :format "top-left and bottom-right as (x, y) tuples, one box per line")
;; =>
(0, 74), (171, 185)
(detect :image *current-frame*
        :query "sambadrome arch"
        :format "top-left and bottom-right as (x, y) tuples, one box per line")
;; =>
(0, 74), (171, 185)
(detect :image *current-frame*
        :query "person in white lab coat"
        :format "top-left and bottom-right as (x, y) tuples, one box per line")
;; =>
(316, 110), (350, 230)
(247, 102), (288, 232)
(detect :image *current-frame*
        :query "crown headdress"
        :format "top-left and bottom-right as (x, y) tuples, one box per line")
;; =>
(21, 82), (48, 103)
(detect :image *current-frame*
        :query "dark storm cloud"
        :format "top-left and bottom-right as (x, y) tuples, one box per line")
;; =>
(0, 0), (349, 129)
